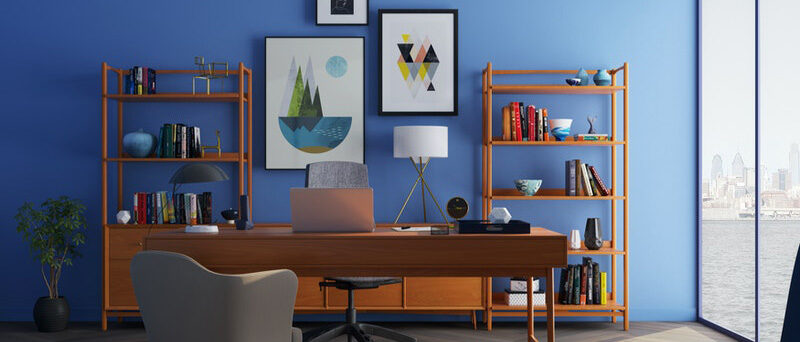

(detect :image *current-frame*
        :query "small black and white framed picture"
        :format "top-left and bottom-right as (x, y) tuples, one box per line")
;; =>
(317, 0), (369, 26)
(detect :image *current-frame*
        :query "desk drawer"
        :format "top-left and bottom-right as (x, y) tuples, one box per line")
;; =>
(296, 277), (325, 308)
(109, 228), (172, 259)
(328, 281), (403, 308)
(405, 277), (483, 308)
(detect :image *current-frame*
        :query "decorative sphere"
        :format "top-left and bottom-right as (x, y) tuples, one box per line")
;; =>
(123, 129), (157, 158)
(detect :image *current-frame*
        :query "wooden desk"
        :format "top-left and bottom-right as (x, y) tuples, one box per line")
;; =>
(145, 227), (567, 342)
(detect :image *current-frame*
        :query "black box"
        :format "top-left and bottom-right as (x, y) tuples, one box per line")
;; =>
(455, 220), (531, 234)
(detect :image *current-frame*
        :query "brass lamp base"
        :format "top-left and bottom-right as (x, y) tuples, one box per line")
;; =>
(393, 157), (450, 226)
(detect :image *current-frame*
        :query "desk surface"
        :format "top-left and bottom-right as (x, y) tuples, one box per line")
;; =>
(145, 227), (567, 277)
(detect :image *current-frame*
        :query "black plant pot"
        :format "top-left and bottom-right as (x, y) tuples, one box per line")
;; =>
(584, 218), (603, 250)
(33, 296), (69, 332)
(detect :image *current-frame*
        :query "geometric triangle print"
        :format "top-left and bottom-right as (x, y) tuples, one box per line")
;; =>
(426, 62), (439, 80)
(424, 45), (439, 63)
(398, 43), (414, 63)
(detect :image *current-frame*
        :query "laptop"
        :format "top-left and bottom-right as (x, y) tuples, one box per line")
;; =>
(290, 188), (376, 233)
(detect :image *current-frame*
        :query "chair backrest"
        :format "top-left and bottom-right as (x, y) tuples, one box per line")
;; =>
(130, 251), (298, 342)
(305, 161), (369, 188)
(782, 245), (800, 341)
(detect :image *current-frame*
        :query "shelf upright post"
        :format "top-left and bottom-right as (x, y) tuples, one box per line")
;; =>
(117, 69), (124, 211)
(101, 62), (109, 331)
(611, 67), (619, 323)
(623, 62), (630, 331)
(238, 63), (245, 201)
(485, 62), (493, 332)
(247, 67), (253, 211)
(482, 66), (488, 219)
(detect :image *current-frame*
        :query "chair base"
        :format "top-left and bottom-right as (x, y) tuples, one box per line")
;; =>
(303, 322), (417, 342)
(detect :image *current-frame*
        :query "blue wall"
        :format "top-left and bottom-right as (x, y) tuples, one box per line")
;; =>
(0, 0), (697, 322)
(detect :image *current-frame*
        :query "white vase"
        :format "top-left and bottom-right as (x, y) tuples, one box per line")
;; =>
(116, 210), (131, 224)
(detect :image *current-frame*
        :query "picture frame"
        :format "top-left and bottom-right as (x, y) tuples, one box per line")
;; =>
(379, 9), (458, 116)
(317, 0), (369, 26)
(265, 36), (365, 170)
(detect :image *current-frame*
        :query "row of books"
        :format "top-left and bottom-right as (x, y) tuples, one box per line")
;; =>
(132, 192), (212, 225)
(125, 66), (157, 95)
(501, 102), (550, 142)
(564, 159), (611, 196)
(558, 257), (607, 305)
(156, 124), (203, 158)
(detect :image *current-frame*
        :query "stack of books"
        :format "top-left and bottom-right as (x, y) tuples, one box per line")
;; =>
(564, 159), (611, 196)
(125, 66), (156, 95)
(501, 102), (550, 142)
(504, 278), (544, 306)
(156, 124), (202, 158)
(558, 257), (607, 305)
(574, 134), (609, 141)
(132, 192), (212, 225)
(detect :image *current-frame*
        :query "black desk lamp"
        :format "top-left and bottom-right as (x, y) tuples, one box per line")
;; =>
(169, 163), (229, 232)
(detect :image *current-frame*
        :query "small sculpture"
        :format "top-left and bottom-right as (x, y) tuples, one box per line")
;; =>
(584, 218), (603, 250)
(488, 207), (512, 224)
(221, 208), (239, 224)
(575, 68), (590, 87)
(201, 130), (222, 158)
(192, 56), (229, 94)
(587, 116), (597, 134)
(116, 210), (131, 224)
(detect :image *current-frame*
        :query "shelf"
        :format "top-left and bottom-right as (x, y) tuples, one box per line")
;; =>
(491, 293), (624, 312)
(490, 85), (625, 95)
(568, 246), (625, 255)
(491, 188), (624, 201)
(106, 92), (247, 102)
(491, 137), (624, 146)
(106, 152), (246, 163)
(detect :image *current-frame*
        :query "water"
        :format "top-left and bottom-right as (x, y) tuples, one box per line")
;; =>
(701, 220), (800, 341)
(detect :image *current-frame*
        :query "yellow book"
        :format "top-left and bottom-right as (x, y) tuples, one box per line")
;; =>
(600, 272), (607, 305)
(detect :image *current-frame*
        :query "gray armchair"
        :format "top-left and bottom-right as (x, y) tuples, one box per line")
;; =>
(302, 161), (415, 342)
(130, 250), (301, 342)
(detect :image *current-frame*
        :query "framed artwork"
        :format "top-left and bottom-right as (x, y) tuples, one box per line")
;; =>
(317, 0), (369, 25)
(379, 9), (458, 116)
(265, 37), (365, 170)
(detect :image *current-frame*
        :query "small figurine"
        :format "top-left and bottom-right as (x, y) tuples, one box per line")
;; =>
(201, 130), (222, 158)
(192, 56), (229, 94)
(587, 116), (597, 134)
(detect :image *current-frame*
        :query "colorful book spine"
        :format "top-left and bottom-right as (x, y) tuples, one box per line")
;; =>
(502, 106), (511, 141)
(600, 272), (607, 305)
(513, 103), (522, 141)
(593, 262), (601, 304)
(527, 105), (535, 142)
(542, 108), (550, 141)
(519, 102), (526, 141)
(572, 264), (580, 304)
(536, 108), (544, 141)
(580, 163), (593, 196)
(589, 166), (611, 196)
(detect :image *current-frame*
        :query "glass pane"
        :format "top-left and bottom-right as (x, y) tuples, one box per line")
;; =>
(759, 1), (800, 340)
(701, 0), (756, 339)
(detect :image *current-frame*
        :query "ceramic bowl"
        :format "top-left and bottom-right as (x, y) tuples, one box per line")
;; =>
(221, 208), (239, 222)
(514, 179), (542, 196)
(565, 78), (582, 86)
(549, 119), (573, 141)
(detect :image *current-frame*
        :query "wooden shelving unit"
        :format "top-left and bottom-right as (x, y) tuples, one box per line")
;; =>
(481, 63), (629, 330)
(100, 62), (253, 330)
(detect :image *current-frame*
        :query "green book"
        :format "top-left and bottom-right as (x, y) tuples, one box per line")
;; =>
(572, 264), (580, 304)
(156, 126), (165, 158)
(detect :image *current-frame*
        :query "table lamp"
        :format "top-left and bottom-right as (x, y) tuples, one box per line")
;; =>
(393, 126), (449, 225)
(169, 163), (230, 232)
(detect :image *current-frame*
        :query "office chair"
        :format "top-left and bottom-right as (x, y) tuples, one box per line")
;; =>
(303, 161), (416, 342)
(130, 251), (302, 342)
(782, 245), (800, 342)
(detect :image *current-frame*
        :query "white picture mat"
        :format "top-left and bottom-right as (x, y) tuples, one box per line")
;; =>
(318, 0), (368, 24)
(265, 38), (364, 169)
(381, 12), (455, 113)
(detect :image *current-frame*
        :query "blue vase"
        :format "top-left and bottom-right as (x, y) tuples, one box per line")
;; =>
(575, 68), (590, 86)
(593, 69), (612, 86)
(123, 129), (157, 158)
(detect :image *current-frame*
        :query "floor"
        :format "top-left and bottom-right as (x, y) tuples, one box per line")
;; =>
(0, 321), (736, 342)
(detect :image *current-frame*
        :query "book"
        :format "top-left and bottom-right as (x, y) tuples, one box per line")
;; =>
(527, 105), (535, 142)
(565, 160), (577, 196)
(600, 272), (607, 305)
(585, 258), (593, 304)
(132, 193), (138, 224)
(202, 192), (212, 224)
(574, 159), (584, 196)
(558, 267), (569, 304)
(580, 163), (594, 196)
(504, 289), (545, 306)
(502, 106), (511, 141)
(519, 102), (526, 141)
(572, 264), (580, 304)
(588, 166), (611, 196)
(580, 263), (587, 305)
(509, 106), (517, 141)
(190, 193), (197, 225)
(585, 165), (600, 196)
(513, 102), (522, 141)
(576, 134), (609, 141)
(542, 108), (550, 141)
(593, 262), (601, 304)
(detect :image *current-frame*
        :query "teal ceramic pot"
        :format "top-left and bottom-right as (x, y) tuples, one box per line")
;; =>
(575, 68), (590, 86)
(514, 179), (542, 196)
(123, 129), (157, 158)
(593, 69), (612, 86)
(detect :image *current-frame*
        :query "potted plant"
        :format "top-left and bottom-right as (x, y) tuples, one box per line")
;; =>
(15, 196), (87, 332)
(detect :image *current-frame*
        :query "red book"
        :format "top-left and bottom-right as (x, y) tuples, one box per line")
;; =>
(137, 193), (146, 224)
(513, 102), (523, 141)
(580, 264), (588, 305)
(588, 166), (611, 196)
(527, 105), (536, 142)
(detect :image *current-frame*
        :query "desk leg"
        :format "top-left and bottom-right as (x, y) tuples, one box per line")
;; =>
(546, 268), (555, 342)
(527, 277), (537, 342)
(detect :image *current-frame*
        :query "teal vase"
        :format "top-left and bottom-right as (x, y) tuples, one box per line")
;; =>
(575, 68), (590, 86)
(593, 69), (611, 86)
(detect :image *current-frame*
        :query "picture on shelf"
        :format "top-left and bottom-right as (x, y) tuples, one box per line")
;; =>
(379, 9), (457, 116)
(265, 37), (364, 169)
(316, 0), (368, 25)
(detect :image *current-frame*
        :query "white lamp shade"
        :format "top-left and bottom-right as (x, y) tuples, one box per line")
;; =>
(393, 126), (448, 158)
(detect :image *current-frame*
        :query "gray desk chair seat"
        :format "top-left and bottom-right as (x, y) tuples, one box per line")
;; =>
(131, 251), (301, 342)
(303, 161), (414, 342)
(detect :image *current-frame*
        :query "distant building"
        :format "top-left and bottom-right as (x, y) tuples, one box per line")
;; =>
(711, 154), (723, 179)
(745, 167), (756, 189)
(773, 168), (791, 191)
(732, 152), (745, 179)
(791, 143), (800, 185)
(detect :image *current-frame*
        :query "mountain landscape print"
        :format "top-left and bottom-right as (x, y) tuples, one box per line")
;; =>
(278, 57), (352, 154)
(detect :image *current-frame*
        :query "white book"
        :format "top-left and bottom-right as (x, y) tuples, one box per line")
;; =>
(580, 163), (594, 196)
(190, 193), (198, 225)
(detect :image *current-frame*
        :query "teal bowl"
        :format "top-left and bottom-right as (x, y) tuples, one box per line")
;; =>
(514, 179), (542, 196)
